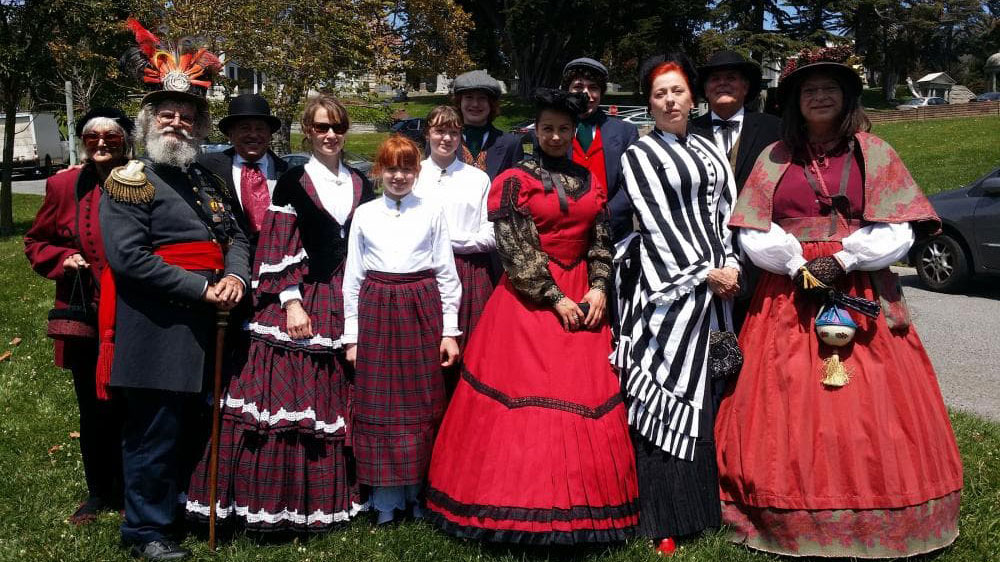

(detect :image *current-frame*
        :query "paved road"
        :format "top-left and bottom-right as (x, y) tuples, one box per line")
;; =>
(10, 178), (1000, 421)
(12, 178), (45, 196)
(896, 266), (1000, 422)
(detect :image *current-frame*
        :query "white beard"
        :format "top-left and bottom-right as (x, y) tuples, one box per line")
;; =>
(145, 128), (200, 168)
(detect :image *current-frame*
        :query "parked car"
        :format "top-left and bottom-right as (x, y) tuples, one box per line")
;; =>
(280, 151), (374, 179)
(622, 109), (656, 129)
(896, 97), (948, 110)
(909, 165), (1000, 292)
(390, 117), (426, 143)
(200, 143), (231, 154)
(971, 91), (1000, 102)
(509, 120), (535, 142)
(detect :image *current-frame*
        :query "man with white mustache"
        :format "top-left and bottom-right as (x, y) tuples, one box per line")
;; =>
(99, 39), (250, 558)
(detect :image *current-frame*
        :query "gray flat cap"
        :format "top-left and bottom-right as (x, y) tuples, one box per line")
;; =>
(452, 70), (501, 98)
(563, 57), (609, 80)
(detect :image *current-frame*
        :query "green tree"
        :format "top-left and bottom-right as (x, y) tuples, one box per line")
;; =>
(0, 0), (133, 235)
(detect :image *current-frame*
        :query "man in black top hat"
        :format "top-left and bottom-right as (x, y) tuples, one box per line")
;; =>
(691, 51), (781, 192)
(690, 51), (782, 335)
(200, 93), (288, 246)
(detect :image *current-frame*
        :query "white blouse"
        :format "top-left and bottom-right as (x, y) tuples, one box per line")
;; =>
(413, 157), (495, 255)
(304, 156), (354, 225)
(739, 222), (914, 277)
(342, 192), (462, 344)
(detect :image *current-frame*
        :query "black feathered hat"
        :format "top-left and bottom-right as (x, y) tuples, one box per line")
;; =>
(532, 88), (589, 124)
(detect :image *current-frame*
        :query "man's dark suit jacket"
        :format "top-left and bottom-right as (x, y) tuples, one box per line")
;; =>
(199, 147), (289, 242)
(689, 111), (781, 192)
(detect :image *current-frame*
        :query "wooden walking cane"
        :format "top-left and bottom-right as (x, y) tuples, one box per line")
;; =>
(208, 310), (229, 551)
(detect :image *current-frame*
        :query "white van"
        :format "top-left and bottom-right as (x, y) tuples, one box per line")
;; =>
(0, 112), (67, 176)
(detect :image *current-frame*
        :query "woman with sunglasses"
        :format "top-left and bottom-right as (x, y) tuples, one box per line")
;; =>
(186, 94), (375, 533)
(24, 107), (133, 524)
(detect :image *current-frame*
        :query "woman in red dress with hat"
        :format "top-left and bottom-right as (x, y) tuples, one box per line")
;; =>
(716, 47), (963, 558)
(426, 89), (638, 544)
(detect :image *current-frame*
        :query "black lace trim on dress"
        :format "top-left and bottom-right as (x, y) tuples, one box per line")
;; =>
(426, 487), (639, 524)
(461, 368), (623, 419)
(426, 508), (634, 545)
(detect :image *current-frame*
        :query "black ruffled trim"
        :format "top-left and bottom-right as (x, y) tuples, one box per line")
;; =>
(461, 368), (623, 419)
(426, 508), (634, 545)
(426, 487), (638, 524)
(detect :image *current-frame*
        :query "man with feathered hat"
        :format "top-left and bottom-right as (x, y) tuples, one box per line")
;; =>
(98, 18), (250, 560)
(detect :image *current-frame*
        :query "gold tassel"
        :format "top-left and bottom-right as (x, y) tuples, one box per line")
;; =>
(104, 160), (155, 205)
(798, 266), (828, 290)
(821, 350), (852, 387)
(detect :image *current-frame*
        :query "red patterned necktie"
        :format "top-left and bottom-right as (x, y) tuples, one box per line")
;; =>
(240, 161), (269, 233)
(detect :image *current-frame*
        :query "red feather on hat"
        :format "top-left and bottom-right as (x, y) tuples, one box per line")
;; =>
(126, 17), (160, 60)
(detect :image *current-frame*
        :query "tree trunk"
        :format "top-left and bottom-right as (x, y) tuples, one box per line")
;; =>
(0, 81), (21, 236)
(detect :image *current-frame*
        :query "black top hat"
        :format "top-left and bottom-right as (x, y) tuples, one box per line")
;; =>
(75, 107), (135, 138)
(696, 51), (763, 102)
(218, 94), (281, 134)
(776, 46), (863, 111)
(638, 53), (698, 99)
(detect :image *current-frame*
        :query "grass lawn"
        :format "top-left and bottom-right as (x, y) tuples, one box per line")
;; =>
(3, 189), (1000, 560)
(871, 115), (1000, 196)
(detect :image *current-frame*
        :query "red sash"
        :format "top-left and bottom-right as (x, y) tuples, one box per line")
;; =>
(96, 241), (225, 400)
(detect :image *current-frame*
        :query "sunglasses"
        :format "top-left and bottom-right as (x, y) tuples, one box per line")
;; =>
(311, 122), (348, 135)
(82, 132), (125, 148)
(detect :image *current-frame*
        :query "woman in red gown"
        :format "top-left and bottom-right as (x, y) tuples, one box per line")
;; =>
(426, 89), (638, 544)
(716, 47), (963, 558)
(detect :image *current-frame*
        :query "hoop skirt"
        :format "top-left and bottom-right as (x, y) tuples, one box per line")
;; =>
(426, 159), (638, 544)
(715, 242), (963, 557)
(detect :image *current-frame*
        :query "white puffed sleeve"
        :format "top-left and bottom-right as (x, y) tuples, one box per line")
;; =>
(834, 222), (913, 272)
(739, 223), (807, 277)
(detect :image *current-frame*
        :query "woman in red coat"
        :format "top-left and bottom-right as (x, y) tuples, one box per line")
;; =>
(24, 108), (133, 524)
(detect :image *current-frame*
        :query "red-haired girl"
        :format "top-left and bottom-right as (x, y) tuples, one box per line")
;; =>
(343, 135), (462, 525)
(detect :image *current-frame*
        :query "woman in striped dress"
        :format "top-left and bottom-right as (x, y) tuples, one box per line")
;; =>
(613, 53), (741, 554)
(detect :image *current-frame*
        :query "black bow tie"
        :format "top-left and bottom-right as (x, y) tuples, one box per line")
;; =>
(712, 119), (738, 130)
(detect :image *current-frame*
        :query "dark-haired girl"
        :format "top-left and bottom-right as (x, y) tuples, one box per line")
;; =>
(426, 88), (639, 544)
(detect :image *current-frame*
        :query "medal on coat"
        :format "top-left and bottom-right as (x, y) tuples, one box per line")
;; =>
(815, 303), (857, 387)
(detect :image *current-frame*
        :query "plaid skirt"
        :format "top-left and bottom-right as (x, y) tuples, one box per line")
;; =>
(455, 252), (494, 342)
(186, 408), (366, 532)
(353, 270), (445, 486)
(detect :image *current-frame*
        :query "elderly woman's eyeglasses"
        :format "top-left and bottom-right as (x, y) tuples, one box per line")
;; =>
(82, 132), (125, 148)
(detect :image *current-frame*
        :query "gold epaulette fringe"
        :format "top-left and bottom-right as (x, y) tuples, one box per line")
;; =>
(104, 160), (154, 205)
